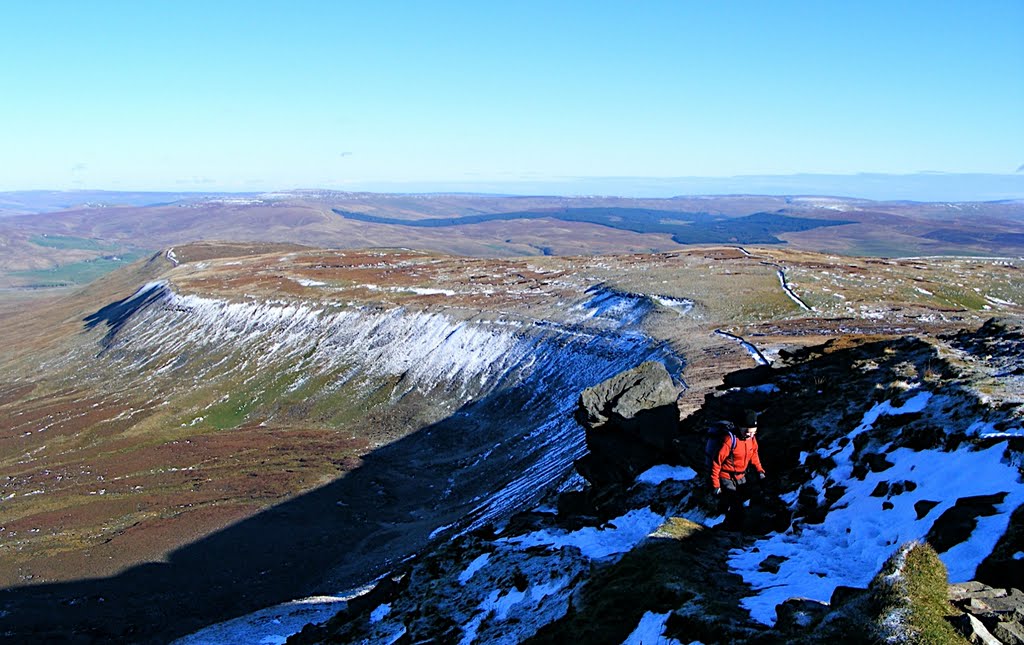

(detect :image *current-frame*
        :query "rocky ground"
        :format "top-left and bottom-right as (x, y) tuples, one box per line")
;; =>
(0, 242), (1021, 642)
(291, 320), (1024, 644)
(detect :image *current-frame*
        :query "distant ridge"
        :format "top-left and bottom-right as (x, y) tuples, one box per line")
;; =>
(3, 173), (1024, 204)
(348, 173), (1024, 203)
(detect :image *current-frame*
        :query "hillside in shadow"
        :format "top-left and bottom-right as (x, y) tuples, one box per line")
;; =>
(0, 386), (575, 644)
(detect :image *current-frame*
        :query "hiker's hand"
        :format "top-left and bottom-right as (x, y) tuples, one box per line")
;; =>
(759, 472), (766, 480)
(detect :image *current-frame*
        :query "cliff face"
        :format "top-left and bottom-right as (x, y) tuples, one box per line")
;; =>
(72, 281), (684, 538)
(288, 321), (1024, 645)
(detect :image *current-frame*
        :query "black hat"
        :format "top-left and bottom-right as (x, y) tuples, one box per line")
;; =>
(741, 409), (758, 428)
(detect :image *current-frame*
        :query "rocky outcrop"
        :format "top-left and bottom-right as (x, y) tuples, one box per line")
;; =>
(573, 361), (683, 488)
(950, 582), (1024, 645)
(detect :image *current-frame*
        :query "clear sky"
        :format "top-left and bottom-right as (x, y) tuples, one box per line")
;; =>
(2, 1), (1022, 193)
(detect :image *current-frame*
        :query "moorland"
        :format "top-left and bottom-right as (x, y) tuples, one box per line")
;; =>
(0, 190), (1022, 641)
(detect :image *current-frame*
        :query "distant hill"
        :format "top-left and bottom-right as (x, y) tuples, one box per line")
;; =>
(0, 190), (247, 215)
(0, 190), (1021, 292)
(332, 207), (854, 245)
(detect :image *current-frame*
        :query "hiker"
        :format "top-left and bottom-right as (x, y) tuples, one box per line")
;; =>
(709, 410), (766, 531)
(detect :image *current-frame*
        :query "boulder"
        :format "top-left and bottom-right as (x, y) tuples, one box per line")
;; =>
(949, 581), (998, 602)
(576, 361), (680, 431)
(995, 620), (1024, 645)
(774, 597), (830, 633)
(574, 361), (682, 488)
(949, 582), (1024, 645)
(829, 585), (867, 607)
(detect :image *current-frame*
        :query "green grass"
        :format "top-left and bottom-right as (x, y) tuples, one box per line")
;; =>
(199, 368), (306, 429)
(190, 360), (400, 431)
(29, 234), (118, 251)
(10, 251), (150, 287)
(202, 394), (255, 430)
(929, 286), (991, 311)
(869, 541), (967, 644)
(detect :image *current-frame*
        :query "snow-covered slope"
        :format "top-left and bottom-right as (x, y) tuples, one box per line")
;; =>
(77, 282), (683, 537)
(731, 389), (1023, 625)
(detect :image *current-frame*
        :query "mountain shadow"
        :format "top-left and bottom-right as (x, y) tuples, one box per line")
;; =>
(0, 382), (593, 643)
(83, 282), (167, 345)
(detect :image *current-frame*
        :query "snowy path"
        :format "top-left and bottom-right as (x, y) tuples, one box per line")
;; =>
(776, 268), (812, 311)
(714, 329), (771, 366)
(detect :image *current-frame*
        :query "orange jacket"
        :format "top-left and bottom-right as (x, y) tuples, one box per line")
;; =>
(710, 435), (764, 489)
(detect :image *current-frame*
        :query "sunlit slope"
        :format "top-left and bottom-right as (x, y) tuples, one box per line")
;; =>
(0, 242), (1020, 590)
(1, 245), (685, 587)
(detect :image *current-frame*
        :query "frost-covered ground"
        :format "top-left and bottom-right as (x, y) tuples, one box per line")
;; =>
(622, 612), (686, 645)
(88, 283), (682, 536)
(730, 389), (1024, 625)
(83, 282), (681, 407)
(171, 595), (349, 645)
(86, 273), (1024, 644)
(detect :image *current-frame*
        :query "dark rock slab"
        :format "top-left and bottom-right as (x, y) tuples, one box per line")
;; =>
(574, 361), (682, 488)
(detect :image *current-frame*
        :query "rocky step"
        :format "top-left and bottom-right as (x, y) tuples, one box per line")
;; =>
(950, 581), (1024, 645)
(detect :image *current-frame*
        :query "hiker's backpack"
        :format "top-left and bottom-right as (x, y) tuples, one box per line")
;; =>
(704, 421), (737, 471)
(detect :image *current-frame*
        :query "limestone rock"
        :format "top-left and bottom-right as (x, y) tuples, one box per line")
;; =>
(950, 581), (1005, 602)
(953, 612), (1003, 645)
(950, 581), (1024, 645)
(574, 361), (682, 488)
(995, 620), (1024, 645)
(576, 361), (680, 431)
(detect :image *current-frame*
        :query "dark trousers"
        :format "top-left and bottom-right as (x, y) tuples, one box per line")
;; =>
(719, 475), (753, 531)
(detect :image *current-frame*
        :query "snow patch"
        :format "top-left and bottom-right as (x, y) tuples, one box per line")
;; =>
(505, 507), (665, 559)
(458, 553), (492, 585)
(985, 295), (1018, 307)
(636, 465), (698, 485)
(715, 330), (771, 366)
(574, 286), (652, 327)
(651, 295), (695, 316)
(170, 595), (347, 645)
(777, 269), (812, 311)
(406, 287), (457, 296)
(729, 391), (1023, 626)
(292, 277), (327, 287)
(621, 611), (684, 645)
(429, 521), (457, 539)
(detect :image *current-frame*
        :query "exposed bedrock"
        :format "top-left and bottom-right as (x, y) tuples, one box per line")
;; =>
(574, 361), (683, 490)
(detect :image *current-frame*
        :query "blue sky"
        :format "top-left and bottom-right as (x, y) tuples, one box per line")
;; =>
(2, 1), (1022, 195)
